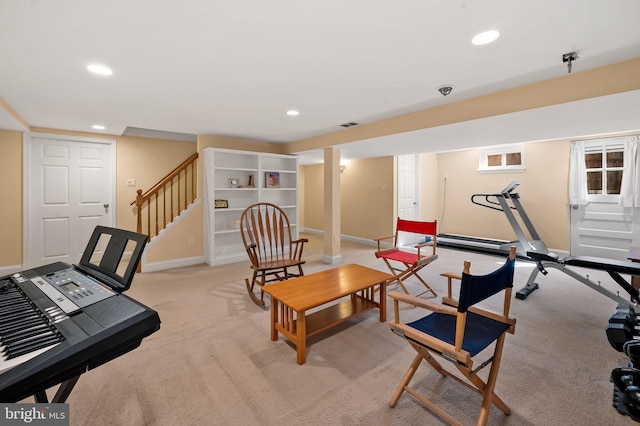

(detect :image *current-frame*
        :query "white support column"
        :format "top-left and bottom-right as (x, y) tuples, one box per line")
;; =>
(322, 147), (342, 264)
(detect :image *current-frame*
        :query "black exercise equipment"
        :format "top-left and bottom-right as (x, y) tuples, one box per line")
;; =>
(455, 180), (640, 306)
(608, 305), (640, 421)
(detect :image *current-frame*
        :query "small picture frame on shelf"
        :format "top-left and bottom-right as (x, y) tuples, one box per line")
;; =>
(265, 172), (280, 188)
(228, 178), (239, 188)
(214, 199), (229, 209)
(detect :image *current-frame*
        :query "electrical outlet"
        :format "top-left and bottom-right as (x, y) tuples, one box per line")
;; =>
(187, 236), (194, 246)
(126, 178), (136, 187)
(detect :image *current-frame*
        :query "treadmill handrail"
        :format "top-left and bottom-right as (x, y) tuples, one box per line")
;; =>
(470, 193), (517, 212)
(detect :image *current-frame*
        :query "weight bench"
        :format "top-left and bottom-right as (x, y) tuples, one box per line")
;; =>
(519, 247), (640, 306)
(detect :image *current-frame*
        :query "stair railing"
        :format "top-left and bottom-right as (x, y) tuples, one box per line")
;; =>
(131, 153), (198, 240)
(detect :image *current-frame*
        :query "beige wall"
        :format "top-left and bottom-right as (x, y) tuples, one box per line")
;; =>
(144, 203), (204, 263)
(116, 136), (198, 233)
(0, 130), (23, 267)
(436, 140), (571, 251)
(302, 157), (396, 241)
(301, 164), (324, 231)
(341, 157), (395, 240)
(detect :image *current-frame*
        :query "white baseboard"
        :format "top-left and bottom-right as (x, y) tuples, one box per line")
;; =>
(321, 254), (343, 264)
(142, 256), (206, 273)
(301, 228), (383, 248)
(301, 227), (322, 235)
(0, 264), (22, 276)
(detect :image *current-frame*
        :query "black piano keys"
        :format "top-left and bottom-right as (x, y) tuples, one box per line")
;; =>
(0, 281), (64, 361)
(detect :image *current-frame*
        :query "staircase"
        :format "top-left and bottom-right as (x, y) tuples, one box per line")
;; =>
(131, 153), (198, 241)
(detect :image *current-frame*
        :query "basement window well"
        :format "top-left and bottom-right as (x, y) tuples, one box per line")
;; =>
(478, 144), (525, 173)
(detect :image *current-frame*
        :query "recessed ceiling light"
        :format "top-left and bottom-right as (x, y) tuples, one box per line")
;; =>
(472, 30), (499, 46)
(87, 64), (113, 76)
(92, 124), (105, 130)
(286, 110), (299, 116)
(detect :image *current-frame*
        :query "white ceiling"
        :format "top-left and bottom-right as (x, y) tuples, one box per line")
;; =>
(1, 1), (639, 164)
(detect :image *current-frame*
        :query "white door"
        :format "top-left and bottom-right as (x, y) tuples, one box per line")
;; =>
(397, 154), (418, 220)
(569, 138), (636, 260)
(397, 154), (420, 246)
(25, 134), (115, 269)
(570, 203), (634, 260)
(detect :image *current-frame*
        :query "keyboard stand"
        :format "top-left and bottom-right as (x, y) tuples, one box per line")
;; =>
(33, 373), (81, 403)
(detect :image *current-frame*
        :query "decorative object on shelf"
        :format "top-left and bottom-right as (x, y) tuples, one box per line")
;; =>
(240, 175), (255, 188)
(228, 219), (240, 230)
(228, 178), (239, 188)
(265, 172), (280, 188)
(214, 199), (229, 209)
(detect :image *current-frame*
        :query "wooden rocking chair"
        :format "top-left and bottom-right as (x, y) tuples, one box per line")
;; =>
(240, 202), (308, 306)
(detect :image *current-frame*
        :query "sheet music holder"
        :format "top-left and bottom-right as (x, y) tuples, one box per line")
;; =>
(75, 225), (148, 292)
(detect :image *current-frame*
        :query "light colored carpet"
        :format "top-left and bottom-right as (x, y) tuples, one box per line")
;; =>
(42, 234), (635, 425)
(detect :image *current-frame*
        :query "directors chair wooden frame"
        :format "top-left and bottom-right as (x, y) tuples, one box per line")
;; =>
(240, 202), (308, 306)
(374, 218), (438, 297)
(388, 246), (517, 426)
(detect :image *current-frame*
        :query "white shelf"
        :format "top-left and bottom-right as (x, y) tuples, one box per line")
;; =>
(204, 148), (299, 266)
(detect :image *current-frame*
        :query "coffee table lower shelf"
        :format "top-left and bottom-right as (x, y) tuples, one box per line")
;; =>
(284, 296), (378, 337)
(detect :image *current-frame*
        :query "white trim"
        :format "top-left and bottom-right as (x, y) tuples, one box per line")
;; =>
(22, 132), (32, 271)
(301, 228), (386, 248)
(341, 234), (378, 247)
(300, 227), (322, 235)
(142, 256), (207, 273)
(206, 254), (247, 267)
(478, 143), (525, 173)
(0, 264), (22, 276)
(321, 254), (343, 264)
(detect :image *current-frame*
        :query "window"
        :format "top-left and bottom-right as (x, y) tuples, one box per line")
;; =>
(478, 144), (525, 173)
(584, 144), (624, 196)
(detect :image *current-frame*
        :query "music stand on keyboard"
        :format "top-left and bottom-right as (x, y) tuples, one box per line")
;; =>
(76, 225), (148, 293)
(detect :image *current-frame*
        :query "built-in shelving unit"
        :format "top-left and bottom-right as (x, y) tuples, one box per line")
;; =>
(203, 148), (299, 266)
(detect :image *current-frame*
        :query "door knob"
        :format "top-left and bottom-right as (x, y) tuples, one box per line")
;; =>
(104, 204), (109, 209)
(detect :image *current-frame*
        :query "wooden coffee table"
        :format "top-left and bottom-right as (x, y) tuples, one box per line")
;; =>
(263, 264), (391, 364)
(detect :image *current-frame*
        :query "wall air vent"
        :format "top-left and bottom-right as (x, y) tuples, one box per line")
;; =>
(340, 122), (359, 128)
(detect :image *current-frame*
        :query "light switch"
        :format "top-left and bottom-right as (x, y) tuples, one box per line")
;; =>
(126, 178), (136, 187)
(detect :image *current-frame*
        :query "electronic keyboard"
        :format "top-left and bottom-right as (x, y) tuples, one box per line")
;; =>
(0, 226), (160, 403)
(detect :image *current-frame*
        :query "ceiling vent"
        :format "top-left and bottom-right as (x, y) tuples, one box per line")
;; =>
(340, 122), (359, 128)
